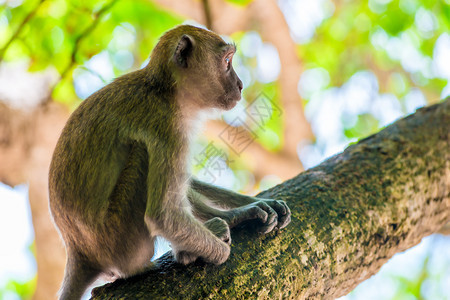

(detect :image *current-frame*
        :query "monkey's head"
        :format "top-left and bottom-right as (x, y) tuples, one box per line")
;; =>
(150, 25), (243, 111)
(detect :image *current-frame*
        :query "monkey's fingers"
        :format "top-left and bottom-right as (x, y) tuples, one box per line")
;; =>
(277, 213), (291, 230)
(262, 199), (286, 215)
(278, 202), (291, 229)
(243, 205), (269, 223)
(267, 200), (291, 230)
(175, 250), (199, 265)
(253, 201), (278, 234)
(204, 217), (231, 245)
(260, 199), (291, 230)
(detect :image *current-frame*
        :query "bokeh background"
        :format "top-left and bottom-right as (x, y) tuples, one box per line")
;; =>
(0, 0), (449, 299)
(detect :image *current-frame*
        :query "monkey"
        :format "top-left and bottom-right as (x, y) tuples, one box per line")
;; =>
(49, 25), (291, 300)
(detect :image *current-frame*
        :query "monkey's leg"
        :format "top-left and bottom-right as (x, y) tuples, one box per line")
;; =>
(59, 251), (101, 300)
(188, 189), (272, 229)
(190, 178), (291, 231)
(148, 204), (231, 265)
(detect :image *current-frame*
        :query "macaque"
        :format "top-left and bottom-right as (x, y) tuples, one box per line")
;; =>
(49, 25), (291, 300)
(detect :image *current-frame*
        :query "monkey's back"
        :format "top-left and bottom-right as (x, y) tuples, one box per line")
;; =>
(48, 70), (171, 249)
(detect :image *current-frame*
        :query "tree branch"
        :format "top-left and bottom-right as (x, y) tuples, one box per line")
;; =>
(0, 0), (47, 63)
(44, 0), (119, 106)
(201, 0), (213, 30)
(91, 98), (449, 299)
(250, 0), (314, 158)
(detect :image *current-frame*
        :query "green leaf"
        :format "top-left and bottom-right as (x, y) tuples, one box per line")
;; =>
(224, 0), (253, 6)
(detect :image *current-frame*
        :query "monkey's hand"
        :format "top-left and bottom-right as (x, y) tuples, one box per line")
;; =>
(227, 200), (291, 233)
(204, 217), (232, 245)
(175, 217), (230, 265)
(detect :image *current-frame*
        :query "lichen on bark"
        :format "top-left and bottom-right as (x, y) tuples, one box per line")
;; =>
(91, 99), (449, 299)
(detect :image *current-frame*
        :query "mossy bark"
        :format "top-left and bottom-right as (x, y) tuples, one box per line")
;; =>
(91, 99), (449, 299)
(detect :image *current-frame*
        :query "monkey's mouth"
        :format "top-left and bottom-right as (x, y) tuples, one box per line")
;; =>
(227, 99), (239, 109)
(224, 93), (241, 110)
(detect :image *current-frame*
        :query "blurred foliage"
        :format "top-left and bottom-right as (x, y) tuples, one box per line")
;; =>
(0, 0), (183, 104)
(1, 0), (448, 147)
(342, 235), (450, 300)
(226, 0), (253, 6)
(299, 0), (449, 90)
(0, 276), (36, 300)
(0, 237), (36, 299)
(296, 0), (449, 145)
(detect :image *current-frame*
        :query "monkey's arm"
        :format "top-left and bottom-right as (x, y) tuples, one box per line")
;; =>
(191, 178), (256, 207)
(148, 203), (231, 265)
(189, 178), (291, 231)
(144, 162), (231, 265)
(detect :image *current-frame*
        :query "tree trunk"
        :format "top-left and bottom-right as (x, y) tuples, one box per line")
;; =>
(91, 98), (449, 299)
(0, 101), (68, 300)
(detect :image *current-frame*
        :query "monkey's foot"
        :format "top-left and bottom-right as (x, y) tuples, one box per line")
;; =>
(262, 199), (291, 230)
(175, 250), (199, 265)
(230, 199), (291, 233)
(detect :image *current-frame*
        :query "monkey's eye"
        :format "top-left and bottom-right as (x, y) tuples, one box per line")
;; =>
(225, 56), (232, 71)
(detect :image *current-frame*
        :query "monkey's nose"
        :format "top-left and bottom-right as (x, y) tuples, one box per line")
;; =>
(237, 79), (243, 92)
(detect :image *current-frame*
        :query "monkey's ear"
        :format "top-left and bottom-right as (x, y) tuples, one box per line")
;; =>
(174, 34), (194, 68)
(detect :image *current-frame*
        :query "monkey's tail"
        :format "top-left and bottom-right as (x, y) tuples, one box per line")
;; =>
(58, 253), (101, 300)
